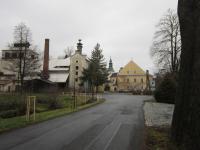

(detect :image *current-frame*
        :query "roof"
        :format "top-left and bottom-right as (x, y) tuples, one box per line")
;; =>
(26, 78), (55, 85)
(110, 73), (118, 78)
(49, 73), (69, 83)
(41, 58), (70, 71)
(0, 80), (13, 85)
(49, 58), (70, 71)
(118, 60), (146, 76)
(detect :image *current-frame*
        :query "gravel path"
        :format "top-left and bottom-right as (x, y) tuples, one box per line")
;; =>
(143, 102), (174, 127)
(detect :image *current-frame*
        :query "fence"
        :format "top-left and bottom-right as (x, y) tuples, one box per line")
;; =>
(62, 92), (104, 110)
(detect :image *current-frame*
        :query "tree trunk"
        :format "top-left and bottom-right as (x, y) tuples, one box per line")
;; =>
(91, 84), (94, 101)
(171, 0), (200, 149)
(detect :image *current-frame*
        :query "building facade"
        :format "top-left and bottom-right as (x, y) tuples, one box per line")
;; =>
(108, 60), (154, 92)
(0, 39), (89, 92)
(69, 40), (88, 90)
(0, 48), (39, 92)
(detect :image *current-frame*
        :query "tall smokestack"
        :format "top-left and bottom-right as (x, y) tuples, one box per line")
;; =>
(42, 39), (49, 80)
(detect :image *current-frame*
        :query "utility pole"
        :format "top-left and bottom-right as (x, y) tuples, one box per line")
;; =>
(146, 70), (150, 91)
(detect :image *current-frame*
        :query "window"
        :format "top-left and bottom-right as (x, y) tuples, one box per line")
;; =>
(127, 78), (129, 83)
(31, 55), (35, 59)
(19, 53), (24, 58)
(75, 78), (78, 82)
(141, 78), (143, 83)
(134, 79), (136, 82)
(5, 52), (10, 58)
(12, 53), (17, 58)
(76, 66), (79, 70)
(76, 72), (78, 75)
(76, 60), (78, 63)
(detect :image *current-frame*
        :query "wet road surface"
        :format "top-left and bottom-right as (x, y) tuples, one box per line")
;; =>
(0, 93), (152, 150)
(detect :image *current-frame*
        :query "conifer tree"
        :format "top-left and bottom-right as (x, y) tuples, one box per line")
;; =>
(81, 43), (108, 98)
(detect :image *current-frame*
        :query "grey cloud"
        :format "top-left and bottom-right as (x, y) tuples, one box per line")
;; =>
(0, 0), (178, 73)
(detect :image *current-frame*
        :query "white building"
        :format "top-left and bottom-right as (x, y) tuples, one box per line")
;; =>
(0, 39), (89, 92)
(69, 40), (88, 90)
(47, 58), (70, 88)
(41, 39), (88, 91)
(0, 48), (39, 92)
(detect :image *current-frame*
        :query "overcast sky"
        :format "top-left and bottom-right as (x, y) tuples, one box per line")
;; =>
(0, 0), (178, 73)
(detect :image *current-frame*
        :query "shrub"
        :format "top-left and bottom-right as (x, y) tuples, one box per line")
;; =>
(47, 96), (65, 109)
(0, 95), (26, 116)
(132, 90), (142, 95)
(36, 94), (51, 104)
(143, 90), (153, 95)
(0, 109), (18, 118)
(154, 74), (177, 104)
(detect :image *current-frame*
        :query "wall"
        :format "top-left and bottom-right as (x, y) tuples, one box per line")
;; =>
(69, 53), (88, 90)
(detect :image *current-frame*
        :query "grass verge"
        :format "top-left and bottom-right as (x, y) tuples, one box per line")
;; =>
(0, 99), (105, 134)
(144, 127), (179, 150)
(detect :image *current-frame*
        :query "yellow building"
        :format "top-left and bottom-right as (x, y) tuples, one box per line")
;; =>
(116, 60), (151, 92)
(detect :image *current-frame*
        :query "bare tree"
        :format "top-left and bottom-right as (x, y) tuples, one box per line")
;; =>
(5, 23), (40, 93)
(64, 46), (74, 58)
(151, 9), (181, 73)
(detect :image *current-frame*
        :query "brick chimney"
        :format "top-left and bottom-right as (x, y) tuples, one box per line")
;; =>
(42, 39), (49, 80)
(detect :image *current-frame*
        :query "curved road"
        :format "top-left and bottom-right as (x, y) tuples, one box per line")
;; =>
(0, 93), (152, 150)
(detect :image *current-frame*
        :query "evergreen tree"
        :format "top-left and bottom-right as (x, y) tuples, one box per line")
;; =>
(81, 43), (108, 97)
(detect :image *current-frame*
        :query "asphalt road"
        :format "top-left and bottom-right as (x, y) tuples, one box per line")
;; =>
(0, 93), (152, 150)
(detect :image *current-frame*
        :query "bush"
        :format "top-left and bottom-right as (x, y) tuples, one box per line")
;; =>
(36, 94), (65, 109)
(36, 94), (52, 104)
(48, 97), (65, 109)
(154, 74), (177, 104)
(0, 109), (18, 118)
(143, 90), (153, 95)
(0, 95), (26, 116)
(132, 90), (142, 95)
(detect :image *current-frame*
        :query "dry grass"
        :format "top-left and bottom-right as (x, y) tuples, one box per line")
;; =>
(144, 127), (179, 150)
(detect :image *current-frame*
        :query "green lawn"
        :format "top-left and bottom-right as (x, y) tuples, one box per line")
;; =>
(0, 98), (105, 133)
